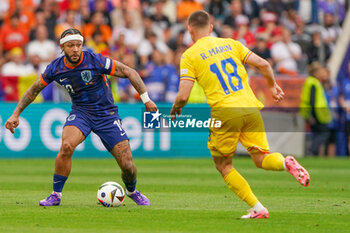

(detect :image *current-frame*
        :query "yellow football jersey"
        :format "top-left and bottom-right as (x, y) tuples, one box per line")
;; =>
(180, 36), (263, 109)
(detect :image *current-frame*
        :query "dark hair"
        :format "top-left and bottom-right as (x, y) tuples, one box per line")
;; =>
(60, 28), (82, 39)
(188, 10), (210, 28)
(10, 11), (20, 19)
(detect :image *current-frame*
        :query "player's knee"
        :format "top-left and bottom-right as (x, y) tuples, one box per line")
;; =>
(60, 141), (75, 155)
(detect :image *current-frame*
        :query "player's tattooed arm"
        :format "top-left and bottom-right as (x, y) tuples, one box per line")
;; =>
(113, 61), (147, 94)
(13, 78), (46, 116)
(5, 78), (46, 133)
(113, 60), (158, 111)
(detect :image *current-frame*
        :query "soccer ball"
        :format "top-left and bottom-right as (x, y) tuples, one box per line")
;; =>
(97, 181), (125, 207)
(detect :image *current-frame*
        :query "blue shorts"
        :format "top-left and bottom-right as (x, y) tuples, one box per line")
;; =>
(64, 109), (128, 151)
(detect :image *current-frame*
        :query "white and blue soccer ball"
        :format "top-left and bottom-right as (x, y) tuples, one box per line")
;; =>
(97, 181), (125, 207)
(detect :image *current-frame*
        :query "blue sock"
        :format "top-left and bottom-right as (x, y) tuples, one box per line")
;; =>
(124, 180), (137, 193)
(53, 174), (68, 193)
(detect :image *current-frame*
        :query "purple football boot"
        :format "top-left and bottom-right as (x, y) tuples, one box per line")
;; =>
(39, 192), (61, 206)
(127, 190), (151, 206)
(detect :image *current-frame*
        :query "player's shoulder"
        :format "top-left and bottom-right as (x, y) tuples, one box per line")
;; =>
(44, 56), (64, 76)
(83, 50), (108, 64)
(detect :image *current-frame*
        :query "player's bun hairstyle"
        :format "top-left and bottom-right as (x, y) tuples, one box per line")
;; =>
(60, 28), (82, 39)
(188, 10), (210, 28)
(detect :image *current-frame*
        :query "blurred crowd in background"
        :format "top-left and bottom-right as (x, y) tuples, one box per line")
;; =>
(0, 0), (348, 102)
(0, 0), (350, 156)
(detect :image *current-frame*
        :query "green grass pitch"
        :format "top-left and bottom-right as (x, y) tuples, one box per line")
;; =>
(0, 157), (349, 233)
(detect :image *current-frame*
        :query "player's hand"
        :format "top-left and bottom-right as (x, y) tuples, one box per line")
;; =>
(270, 83), (285, 103)
(145, 100), (158, 112)
(5, 115), (19, 134)
(170, 106), (181, 120)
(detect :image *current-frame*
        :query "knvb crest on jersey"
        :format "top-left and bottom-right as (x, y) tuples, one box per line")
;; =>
(81, 70), (92, 83)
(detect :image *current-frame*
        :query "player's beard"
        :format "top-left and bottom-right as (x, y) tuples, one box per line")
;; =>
(65, 52), (82, 65)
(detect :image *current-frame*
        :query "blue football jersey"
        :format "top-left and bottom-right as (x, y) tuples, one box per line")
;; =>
(41, 51), (117, 116)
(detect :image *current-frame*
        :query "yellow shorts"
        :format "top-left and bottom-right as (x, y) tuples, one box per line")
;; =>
(208, 108), (270, 157)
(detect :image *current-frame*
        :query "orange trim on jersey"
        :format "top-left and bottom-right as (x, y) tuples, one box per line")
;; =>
(40, 74), (48, 86)
(110, 60), (116, 76)
(180, 78), (195, 82)
(247, 146), (270, 154)
(243, 51), (253, 64)
(64, 52), (84, 69)
(102, 75), (109, 87)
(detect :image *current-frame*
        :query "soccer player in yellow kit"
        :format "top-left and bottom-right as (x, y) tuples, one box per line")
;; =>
(170, 10), (310, 219)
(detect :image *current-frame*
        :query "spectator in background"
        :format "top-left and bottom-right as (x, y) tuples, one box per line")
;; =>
(300, 62), (332, 156)
(339, 61), (350, 156)
(0, 12), (29, 56)
(295, 0), (318, 24)
(89, 0), (114, 28)
(321, 13), (342, 51)
(137, 30), (168, 67)
(220, 24), (234, 38)
(150, 0), (171, 42)
(168, 29), (186, 51)
(111, 0), (142, 29)
(205, 0), (228, 23)
(55, 10), (82, 40)
(318, 0), (345, 25)
(27, 24), (56, 67)
(306, 31), (331, 65)
(38, 0), (58, 41)
(29, 10), (47, 41)
(83, 11), (112, 44)
(271, 27), (302, 75)
(80, 0), (91, 24)
(4, 0), (36, 32)
(262, 0), (287, 17)
(85, 28), (110, 56)
(291, 15), (311, 54)
(252, 34), (273, 66)
(110, 31), (134, 65)
(112, 10), (142, 50)
(139, 49), (170, 102)
(1, 47), (34, 76)
(256, 12), (282, 48)
(242, 0), (260, 21)
(233, 15), (256, 49)
(280, 9), (298, 32)
(323, 67), (339, 157)
(177, 0), (203, 22)
(223, 0), (243, 27)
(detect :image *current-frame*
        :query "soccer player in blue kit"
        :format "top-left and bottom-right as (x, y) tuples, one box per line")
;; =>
(5, 29), (158, 206)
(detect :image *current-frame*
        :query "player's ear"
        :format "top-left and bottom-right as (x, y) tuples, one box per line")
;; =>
(209, 24), (213, 33)
(187, 25), (192, 34)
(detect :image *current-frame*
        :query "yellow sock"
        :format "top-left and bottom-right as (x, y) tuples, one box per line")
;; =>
(224, 169), (258, 207)
(262, 152), (285, 171)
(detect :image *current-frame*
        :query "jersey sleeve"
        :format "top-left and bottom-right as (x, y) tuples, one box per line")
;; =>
(40, 63), (55, 86)
(179, 53), (196, 82)
(233, 40), (252, 64)
(92, 52), (116, 76)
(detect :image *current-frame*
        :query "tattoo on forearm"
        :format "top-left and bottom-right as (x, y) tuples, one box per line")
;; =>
(14, 79), (45, 115)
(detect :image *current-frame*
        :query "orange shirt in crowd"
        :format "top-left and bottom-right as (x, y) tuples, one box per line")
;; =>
(4, 10), (36, 32)
(55, 23), (82, 40)
(9, 0), (35, 12)
(0, 23), (29, 52)
(82, 24), (112, 43)
(177, 0), (203, 21)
